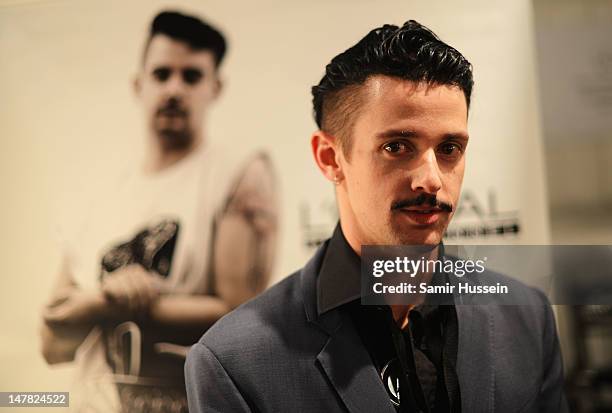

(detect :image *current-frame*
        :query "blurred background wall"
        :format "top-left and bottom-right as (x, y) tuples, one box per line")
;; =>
(0, 0), (610, 410)
(534, 0), (612, 243)
(533, 1), (612, 411)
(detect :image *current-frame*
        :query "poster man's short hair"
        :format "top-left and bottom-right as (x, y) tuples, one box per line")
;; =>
(143, 10), (227, 67)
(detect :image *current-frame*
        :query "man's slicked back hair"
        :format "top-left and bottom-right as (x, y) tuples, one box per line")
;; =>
(143, 10), (227, 67)
(311, 20), (473, 155)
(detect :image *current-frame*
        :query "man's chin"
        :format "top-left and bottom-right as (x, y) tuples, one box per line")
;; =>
(385, 215), (444, 243)
(157, 129), (193, 150)
(389, 226), (444, 246)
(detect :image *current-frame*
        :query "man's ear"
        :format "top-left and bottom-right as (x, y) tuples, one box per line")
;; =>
(311, 130), (344, 185)
(213, 76), (223, 100)
(133, 74), (142, 98)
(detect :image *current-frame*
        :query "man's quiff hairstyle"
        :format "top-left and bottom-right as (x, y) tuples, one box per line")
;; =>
(311, 20), (474, 156)
(142, 10), (227, 67)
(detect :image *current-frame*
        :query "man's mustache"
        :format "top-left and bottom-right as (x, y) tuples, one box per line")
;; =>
(156, 100), (188, 117)
(391, 193), (453, 212)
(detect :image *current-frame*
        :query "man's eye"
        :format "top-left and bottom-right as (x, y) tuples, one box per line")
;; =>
(438, 143), (462, 156)
(383, 142), (409, 154)
(183, 69), (203, 85)
(152, 68), (171, 82)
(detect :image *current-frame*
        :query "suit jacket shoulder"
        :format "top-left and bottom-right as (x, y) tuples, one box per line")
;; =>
(199, 268), (332, 369)
(187, 245), (366, 412)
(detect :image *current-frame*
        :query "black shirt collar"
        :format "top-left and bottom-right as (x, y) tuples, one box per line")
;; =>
(317, 223), (452, 315)
(317, 224), (361, 316)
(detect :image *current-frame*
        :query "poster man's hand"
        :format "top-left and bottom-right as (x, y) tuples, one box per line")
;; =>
(43, 288), (106, 325)
(101, 264), (163, 318)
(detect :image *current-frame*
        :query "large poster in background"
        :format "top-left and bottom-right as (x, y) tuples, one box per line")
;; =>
(0, 0), (548, 404)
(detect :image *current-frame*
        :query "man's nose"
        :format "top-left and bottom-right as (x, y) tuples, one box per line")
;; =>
(410, 150), (443, 194)
(164, 73), (186, 98)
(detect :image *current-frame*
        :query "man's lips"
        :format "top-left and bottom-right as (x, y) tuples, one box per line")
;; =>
(158, 110), (186, 117)
(397, 207), (445, 225)
(401, 206), (444, 212)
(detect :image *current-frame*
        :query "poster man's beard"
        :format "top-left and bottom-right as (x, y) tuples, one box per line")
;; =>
(154, 100), (193, 150)
(156, 126), (193, 150)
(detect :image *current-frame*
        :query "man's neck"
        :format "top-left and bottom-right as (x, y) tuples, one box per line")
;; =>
(390, 248), (439, 329)
(144, 134), (203, 173)
(391, 304), (415, 330)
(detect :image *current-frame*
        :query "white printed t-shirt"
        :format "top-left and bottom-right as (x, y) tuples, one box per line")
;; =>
(62, 143), (242, 411)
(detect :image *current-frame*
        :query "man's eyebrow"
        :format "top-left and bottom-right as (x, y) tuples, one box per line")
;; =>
(441, 133), (470, 142)
(375, 129), (469, 141)
(375, 129), (418, 139)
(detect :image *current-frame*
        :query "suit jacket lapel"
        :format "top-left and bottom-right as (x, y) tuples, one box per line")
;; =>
(301, 242), (395, 413)
(316, 311), (396, 413)
(456, 304), (495, 413)
(315, 297), (497, 413)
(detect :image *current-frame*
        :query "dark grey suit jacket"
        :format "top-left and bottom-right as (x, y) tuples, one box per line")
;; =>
(185, 241), (568, 412)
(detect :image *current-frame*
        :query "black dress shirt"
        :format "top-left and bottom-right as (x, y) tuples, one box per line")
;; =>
(317, 225), (461, 413)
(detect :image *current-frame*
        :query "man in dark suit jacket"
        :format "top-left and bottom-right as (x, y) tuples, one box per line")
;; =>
(185, 20), (568, 412)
